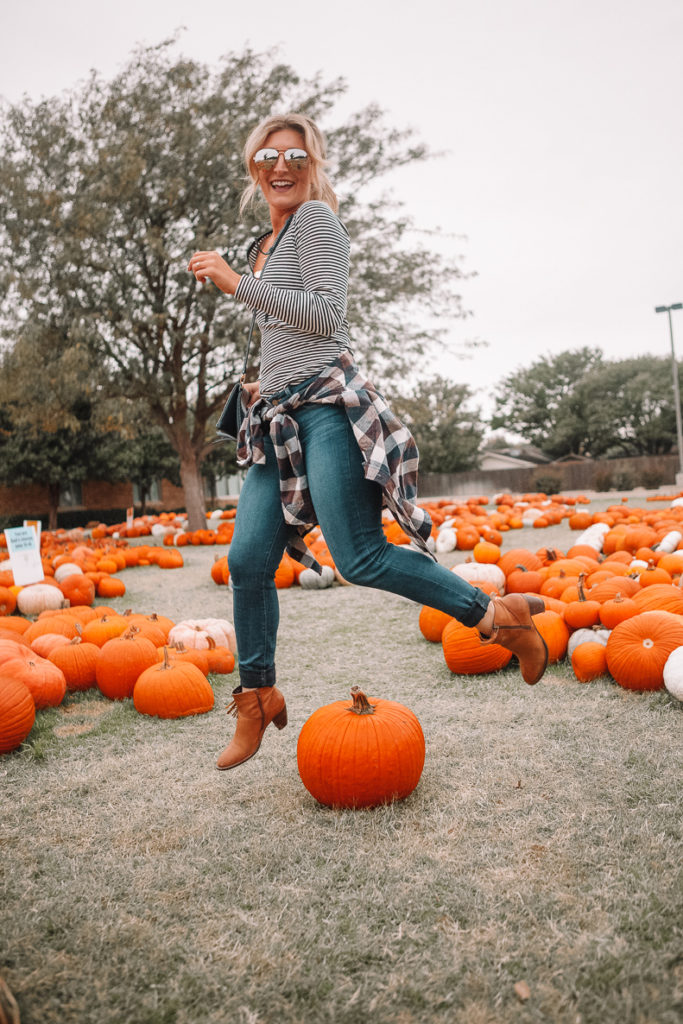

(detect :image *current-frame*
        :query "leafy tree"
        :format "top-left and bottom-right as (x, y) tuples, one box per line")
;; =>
(490, 348), (682, 459)
(490, 347), (604, 458)
(0, 313), (181, 523)
(0, 405), (124, 530)
(575, 356), (679, 457)
(390, 376), (484, 473)
(121, 423), (181, 514)
(0, 41), (472, 529)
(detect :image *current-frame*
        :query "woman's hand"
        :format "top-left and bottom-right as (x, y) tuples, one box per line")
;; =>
(242, 381), (261, 408)
(187, 251), (242, 295)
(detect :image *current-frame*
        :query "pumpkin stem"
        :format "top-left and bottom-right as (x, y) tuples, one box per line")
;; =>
(347, 686), (376, 715)
(577, 573), (587, 601)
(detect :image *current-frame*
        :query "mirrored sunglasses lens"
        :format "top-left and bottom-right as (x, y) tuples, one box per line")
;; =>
(254, 149), (278, 167)
(285, 149), (308, 168)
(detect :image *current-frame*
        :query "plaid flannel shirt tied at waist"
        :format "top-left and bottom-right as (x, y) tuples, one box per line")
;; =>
(234, 350), (435, 573)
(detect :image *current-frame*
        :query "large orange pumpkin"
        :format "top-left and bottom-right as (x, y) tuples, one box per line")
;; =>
(96, 631), (159, 700)
(0, 586), (17, 616)
(0, 674), (35, 754)
(442, 619), (513, 674)
(3, 655), (67, 709)
(419, 606), (453, 643)
(531, 610), (570, 663)
(606, 611), (683, 691)
(296, 686), (425, 809)
(48, 638), (100, 692)
(133, 650), (214, 719)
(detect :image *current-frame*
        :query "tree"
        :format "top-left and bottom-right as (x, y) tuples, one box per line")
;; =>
(574, 356), (679, 457)
(490, 348), (682, 459)
(0, 41), (472, 529)
(390, 376), (484, 473)
(121, 423), (181, 514)
(490, 347), (604, 458)
(0, 310), (181, 524)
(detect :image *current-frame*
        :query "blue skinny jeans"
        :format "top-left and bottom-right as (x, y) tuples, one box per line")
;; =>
(228, 401), (491, 687)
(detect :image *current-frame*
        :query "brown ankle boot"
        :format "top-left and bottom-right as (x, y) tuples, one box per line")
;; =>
(216, 685), (288, 770)
(480, 594), (548, 685)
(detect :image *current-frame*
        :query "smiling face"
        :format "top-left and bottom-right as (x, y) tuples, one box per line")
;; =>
(255, 128), (313, 219)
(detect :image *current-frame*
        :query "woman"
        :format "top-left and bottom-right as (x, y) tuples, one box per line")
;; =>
(188, 113), (547, 771)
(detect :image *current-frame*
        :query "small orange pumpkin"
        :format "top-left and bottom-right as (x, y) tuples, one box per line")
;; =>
(571, 642), (608, 683)
(598, 592), (639, 629)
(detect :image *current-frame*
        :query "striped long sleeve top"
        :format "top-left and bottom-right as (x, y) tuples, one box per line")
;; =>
(234, 200), (352, 394)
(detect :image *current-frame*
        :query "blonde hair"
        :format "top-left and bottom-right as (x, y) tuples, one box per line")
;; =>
(240, 113), (338, 216)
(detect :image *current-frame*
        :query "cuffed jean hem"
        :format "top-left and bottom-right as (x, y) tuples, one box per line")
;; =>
(238, 665), (277, 689)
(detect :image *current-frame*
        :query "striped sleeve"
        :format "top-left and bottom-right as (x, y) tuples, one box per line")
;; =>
(235, 202), (349, 336)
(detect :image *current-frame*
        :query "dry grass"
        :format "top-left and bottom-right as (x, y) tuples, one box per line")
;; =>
(1, 503), (682, 1024)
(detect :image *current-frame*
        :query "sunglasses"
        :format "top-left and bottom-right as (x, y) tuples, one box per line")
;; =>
(253, 147), (309, 171)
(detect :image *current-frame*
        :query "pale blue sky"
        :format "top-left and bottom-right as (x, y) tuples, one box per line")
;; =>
(3, 0), (682, 413)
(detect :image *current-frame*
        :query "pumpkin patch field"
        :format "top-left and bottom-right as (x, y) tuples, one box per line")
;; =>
(1, 495), (682, 1024)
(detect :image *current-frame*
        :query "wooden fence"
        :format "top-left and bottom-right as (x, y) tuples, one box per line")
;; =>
(419, 454), (682, 499)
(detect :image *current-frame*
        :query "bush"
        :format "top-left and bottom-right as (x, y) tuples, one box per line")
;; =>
(641, 469), (665, 489)
(613, 471), (636, 490)
(593, 470), (614, 492)
(534, 474), (563, 493)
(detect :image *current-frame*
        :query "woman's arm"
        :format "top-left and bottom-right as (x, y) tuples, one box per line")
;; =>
(234, 202), (350, 336)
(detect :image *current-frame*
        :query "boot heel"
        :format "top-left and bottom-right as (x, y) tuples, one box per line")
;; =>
(272, 704), (288, 730)
(524, 594), (544, 616)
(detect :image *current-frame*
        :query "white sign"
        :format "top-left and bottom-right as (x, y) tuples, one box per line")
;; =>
(126, 506), (134, 530)
(4, 527), (44, 586)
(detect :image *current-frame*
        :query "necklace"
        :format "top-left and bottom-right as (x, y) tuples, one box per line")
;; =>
(256, 234), (274, 256)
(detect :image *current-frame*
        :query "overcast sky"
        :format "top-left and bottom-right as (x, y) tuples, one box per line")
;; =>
(3, 0), (682, 415)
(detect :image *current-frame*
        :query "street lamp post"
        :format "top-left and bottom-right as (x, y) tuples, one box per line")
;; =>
(655, 302), (683, 483)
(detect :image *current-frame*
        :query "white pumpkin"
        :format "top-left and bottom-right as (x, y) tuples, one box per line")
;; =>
(663, 647), (683, 701)
(521, 508), (544, 527)
(299, 566), (335, 589)
(150, 523), (176, 538)
(656, 530), (683, 554)
(435, 528), (457, 553)
(567, 627), (610, 659)
(16, 584), (68, 616)
(573, 522), (610, 553)
(411, 536), (436, 554)
(168, 618), (237, 653)
(53, 562), (84, 583)
(451, 561), (505, 594)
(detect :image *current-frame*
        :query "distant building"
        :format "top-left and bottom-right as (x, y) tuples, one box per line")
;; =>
(480, 444), (552, 471)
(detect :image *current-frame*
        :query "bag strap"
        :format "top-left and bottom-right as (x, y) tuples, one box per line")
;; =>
(238, 213), (294, 384)
(238, 315), (256, 384)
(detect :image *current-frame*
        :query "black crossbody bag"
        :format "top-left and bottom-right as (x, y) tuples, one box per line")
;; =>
(215, 314), (256, 441)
